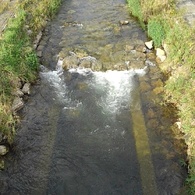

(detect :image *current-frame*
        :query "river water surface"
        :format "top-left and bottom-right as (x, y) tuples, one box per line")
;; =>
(0, 0), (187, 194)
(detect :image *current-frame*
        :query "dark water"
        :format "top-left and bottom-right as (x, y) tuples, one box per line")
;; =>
(0, 0), (187, 194)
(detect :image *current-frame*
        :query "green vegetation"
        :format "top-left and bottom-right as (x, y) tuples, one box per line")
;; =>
(0, 0), (61, 142)
(147, 18), (167, 47)
(127, 0), (142, 21)
(127, 0), (195, 193)
(19, 0), (62, 38)
(0, 10), (38, 142)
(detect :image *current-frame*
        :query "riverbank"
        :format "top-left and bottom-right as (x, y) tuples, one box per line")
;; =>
(127, 0), (195, 193)
(0, 0), (62, 165)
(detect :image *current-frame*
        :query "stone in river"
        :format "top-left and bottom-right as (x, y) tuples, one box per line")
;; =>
(0, 145), (9, 156)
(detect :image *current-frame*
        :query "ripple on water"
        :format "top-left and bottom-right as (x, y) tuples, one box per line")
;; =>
(1, 0), (187, 194)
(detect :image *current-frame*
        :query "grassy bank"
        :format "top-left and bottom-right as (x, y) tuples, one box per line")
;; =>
(0, 0), (61, 143)
(127, 0), (195, 193)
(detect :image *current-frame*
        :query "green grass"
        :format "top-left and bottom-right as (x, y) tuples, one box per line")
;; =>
(19, 0), (62, 38)
(127, 0), (142, 21)
(0, 10), (39, 141)
(127, 0), (195, 193)
(147, 17), (167, 47)
(0, 11), (38, 82)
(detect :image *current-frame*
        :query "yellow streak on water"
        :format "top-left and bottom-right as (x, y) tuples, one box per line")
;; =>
(131, 87), (158, 195)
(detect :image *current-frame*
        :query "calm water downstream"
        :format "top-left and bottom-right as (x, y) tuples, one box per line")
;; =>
(0, 0), (187, 194)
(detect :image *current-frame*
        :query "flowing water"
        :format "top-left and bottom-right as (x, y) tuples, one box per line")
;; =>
(0, 0), (187, 194)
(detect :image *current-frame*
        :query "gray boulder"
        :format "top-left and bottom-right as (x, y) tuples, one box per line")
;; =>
(0, 145), (8, 156)
(11, 97), (24, 112)
(22, 83), (31, 95)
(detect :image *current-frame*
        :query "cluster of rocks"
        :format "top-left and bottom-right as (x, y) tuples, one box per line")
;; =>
(60, 51), (103, 71)
(60, 41), (166, 71)
(0, 131), (9, 158)
(0, 79), (31, 168)
(11, 79), (31, 113)
(0, 134), (9, 169)
(58, 39), (166, 72)
(145, 40), (167, 63)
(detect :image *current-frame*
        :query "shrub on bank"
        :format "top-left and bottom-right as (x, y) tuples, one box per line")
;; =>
(127, 0), (195, 193)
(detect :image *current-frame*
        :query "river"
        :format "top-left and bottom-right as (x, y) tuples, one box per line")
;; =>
(0, 0), (187, 194)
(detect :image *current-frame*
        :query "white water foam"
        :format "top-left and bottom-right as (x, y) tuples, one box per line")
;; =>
(40, 66), (67, 100)
(69, 67), (147, 114)
(40, 59), (148, 114)
(90, 70), (136, 114)
(40, 64), (83, 110)
(94, 66), (149, 114)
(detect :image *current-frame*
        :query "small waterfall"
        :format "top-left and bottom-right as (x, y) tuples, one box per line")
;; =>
(40, 58), (148, 115)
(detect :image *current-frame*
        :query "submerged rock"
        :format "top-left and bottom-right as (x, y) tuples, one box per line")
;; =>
(140, 81), (152, 92)
(146, 52), (156, 61)
(62, 55), (80, 70)
(79, 58), (91, 69)
(61, 53), (103, 71)
(91, 60), (103, 71)
(135, 44), (147, 53)
(0, 132), (3, 143)
(119, 20), (129, 25)
(0, 160), (4, 170)
(125, 45), (134, 52)
(113, 62), (127, 71)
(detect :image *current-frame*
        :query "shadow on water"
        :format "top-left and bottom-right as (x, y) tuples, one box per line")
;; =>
(0, 0), (187, 194)
(45, 71), (143, 195)
(138, 67), (188, 194)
